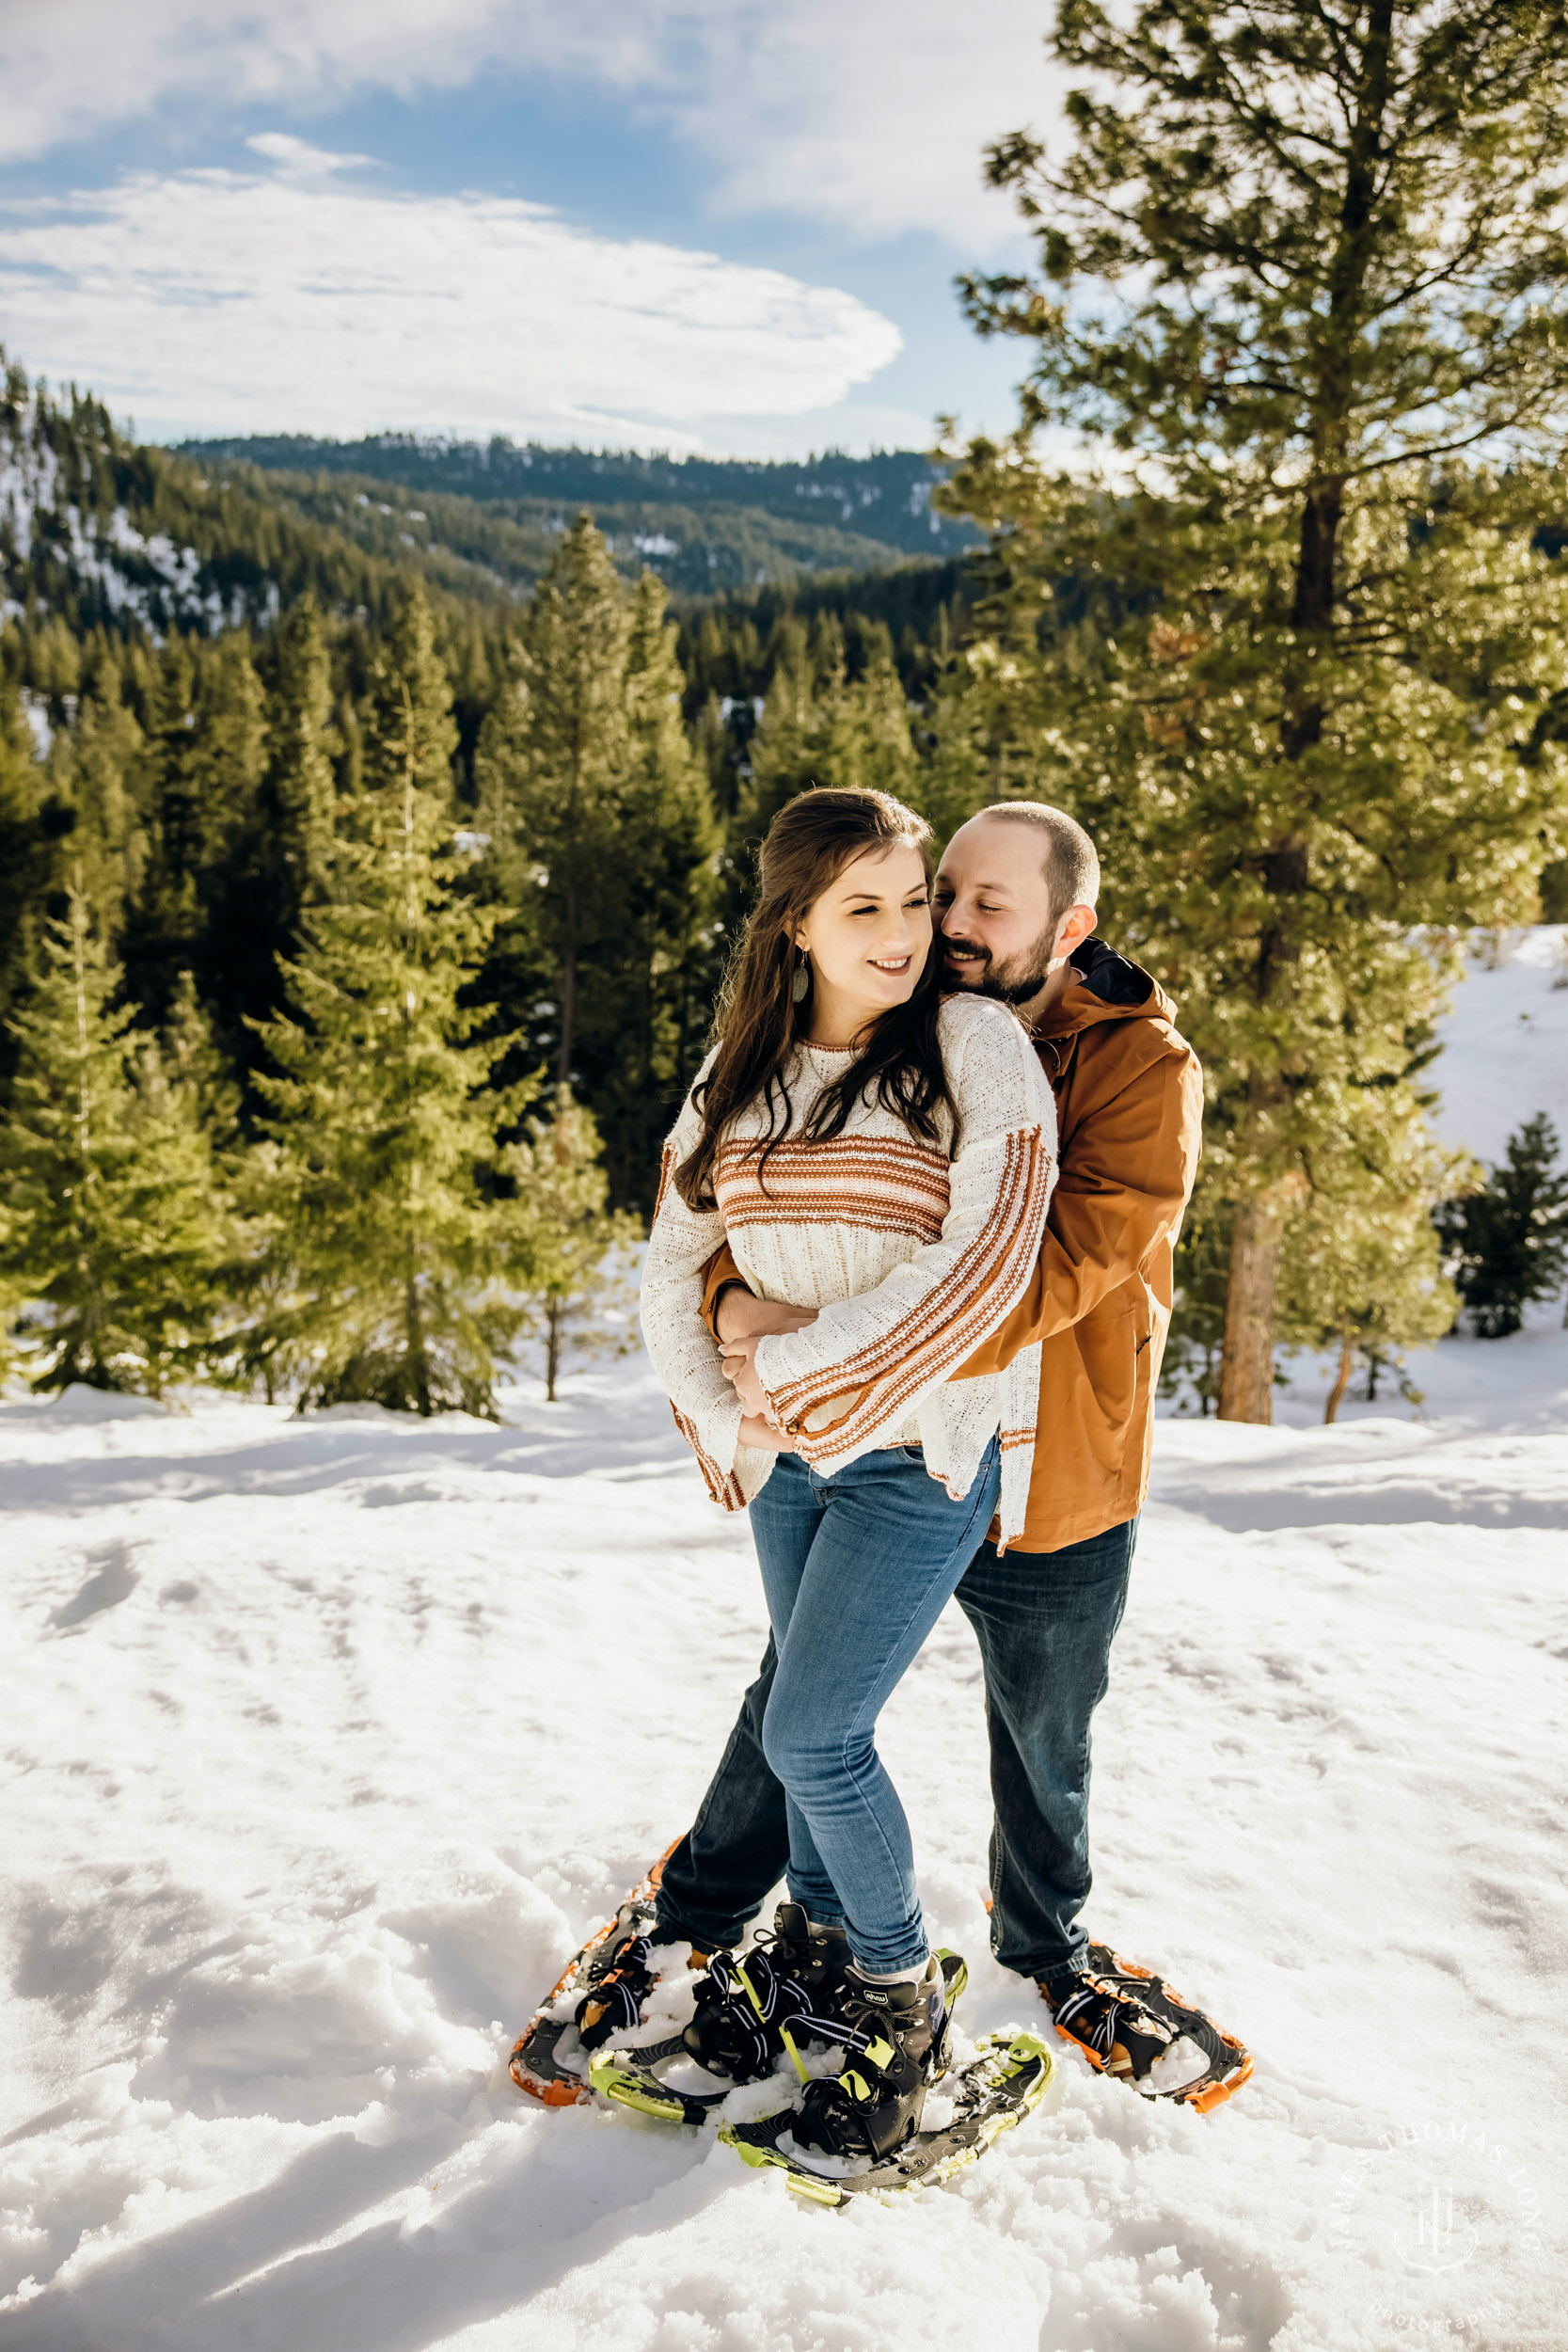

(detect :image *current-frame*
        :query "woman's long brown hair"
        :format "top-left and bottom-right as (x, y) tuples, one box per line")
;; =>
(673, 787), (958, 1210)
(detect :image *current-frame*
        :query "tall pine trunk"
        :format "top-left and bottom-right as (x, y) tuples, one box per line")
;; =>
(557, 878), (577, 1084)
(545, 1297), (562, 1402)
(1217, 5), (1394, 1419)
(1218, 1200), (1280, 1423)
(1323, 1331), (1355, 1426)
(70, 895), (107, 1386)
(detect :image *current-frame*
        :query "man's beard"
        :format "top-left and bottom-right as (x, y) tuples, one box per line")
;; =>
(942, 927), (1055, 1007)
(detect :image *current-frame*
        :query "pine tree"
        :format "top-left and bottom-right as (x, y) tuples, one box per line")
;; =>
(44, 653), (147, 940)
(737, 613), (918, 851)
(735, 616), (825, 850)
(0, 882), (229, 1392)
(609, 572), (719, 1199)
(165, 966), (243, 1150)
(947, 0), (1568, 1421)
(0, 669), (46, 1073)
(477, 516), (633, 1088)
(127, 633), (266, 1027)
(823, 625), (918, 806)
(1280, 1089), (1465, 1420)
(476, 523), (718, 1205)
(261, 596), (337, 924)
(510, 1086), (641, 1401)
(249, 590), (531, 1416)
(209, 596), (343, 1111)
(1435, 1113), (1568, 1336)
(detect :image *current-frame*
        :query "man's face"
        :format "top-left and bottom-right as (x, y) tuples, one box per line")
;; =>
(932, 817), (1062, 1005)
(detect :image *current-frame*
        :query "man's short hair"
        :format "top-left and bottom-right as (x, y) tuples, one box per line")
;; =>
(981, 803), (1101, 924)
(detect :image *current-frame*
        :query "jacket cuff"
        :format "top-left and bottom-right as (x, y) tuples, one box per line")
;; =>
(698, 1242), (746, 1340)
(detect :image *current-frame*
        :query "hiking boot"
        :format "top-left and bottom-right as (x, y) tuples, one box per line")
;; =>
(793, 1956), (953, 2162)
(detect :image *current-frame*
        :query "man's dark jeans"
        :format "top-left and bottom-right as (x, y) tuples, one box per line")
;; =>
(655, 1516), (1137, 1983)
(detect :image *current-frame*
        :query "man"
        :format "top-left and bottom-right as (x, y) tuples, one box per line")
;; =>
(637, 802), (1248, 2108)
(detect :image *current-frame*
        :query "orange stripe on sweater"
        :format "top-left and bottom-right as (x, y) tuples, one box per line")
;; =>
(653, 1141), (678, 1223)
(714, 1136), (950, 1245)
(671, 1403), (746, 1511)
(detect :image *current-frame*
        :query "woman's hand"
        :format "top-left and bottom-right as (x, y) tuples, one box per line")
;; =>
(738, 1413), (795, 1454)
(718, 1331), (768, 1417)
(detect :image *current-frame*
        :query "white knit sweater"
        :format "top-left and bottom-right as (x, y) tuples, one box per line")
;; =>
(640, 993), (1058, 1548)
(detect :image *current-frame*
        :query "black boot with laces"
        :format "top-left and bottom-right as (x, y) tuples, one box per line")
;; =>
(793, 1959), (953, 2162)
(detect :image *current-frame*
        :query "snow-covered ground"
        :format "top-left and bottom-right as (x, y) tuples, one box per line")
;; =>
(2, 937), (1566, 2352)
(1427, 926), (1568, 1168)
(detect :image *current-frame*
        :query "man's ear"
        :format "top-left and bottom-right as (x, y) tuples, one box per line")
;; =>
(1053, 903), (1098, 961)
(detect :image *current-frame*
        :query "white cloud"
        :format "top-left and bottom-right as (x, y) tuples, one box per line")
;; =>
(0, 1), (1053, 251)
(640, 4), (1054, 250)
(0, 148), (903, 448)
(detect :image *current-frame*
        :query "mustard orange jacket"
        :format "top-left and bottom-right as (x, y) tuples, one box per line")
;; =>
(699, 940), (1203, 1553)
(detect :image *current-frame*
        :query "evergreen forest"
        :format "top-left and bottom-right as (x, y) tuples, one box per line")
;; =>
(6, 0), (1568, 1422)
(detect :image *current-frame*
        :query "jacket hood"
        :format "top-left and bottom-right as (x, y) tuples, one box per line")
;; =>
(1035, 937), (1180, 1041)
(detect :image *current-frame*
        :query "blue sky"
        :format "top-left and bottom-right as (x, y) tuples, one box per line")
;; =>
(0, 3), (1061, 459)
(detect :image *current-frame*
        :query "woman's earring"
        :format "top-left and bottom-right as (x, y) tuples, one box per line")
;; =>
(791, 952), (810, 1005)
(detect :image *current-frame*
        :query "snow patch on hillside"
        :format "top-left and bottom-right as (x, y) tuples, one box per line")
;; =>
(0, 405), (235, 634)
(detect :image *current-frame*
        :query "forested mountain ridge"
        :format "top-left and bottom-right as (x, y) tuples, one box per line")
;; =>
(2, 360), (968, 668)
(175, 434), (980, 592)
(0, 368), (551, 642)
(192, 462), (935, 600)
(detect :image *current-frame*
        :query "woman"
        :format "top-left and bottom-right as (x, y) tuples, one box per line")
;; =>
(640, 787), (1056, 2157)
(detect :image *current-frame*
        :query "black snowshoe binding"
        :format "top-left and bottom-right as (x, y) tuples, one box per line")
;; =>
(792, 1959), (957, 2162)
(1045, 1942), (1253, 2111)
(681, 1904), (849, 2079)
(590, 1902), (850, 2126)
(723, 2021), (1056, 2207)
(572, 1935), (661, 2051)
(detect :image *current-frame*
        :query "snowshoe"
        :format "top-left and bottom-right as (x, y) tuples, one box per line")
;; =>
(509, 1843), (689, 2106)
(722, 2028), (1057, 2205)
(590, 1903), (852, 2126)
(1045, 1941), (1253, 2111)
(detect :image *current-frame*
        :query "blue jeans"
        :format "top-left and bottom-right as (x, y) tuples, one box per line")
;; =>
(657, 1514), (1137, 1983)
(748, 1439), (1002, 1976)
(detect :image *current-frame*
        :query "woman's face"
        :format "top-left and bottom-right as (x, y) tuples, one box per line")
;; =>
(793, 843), (933, 1030)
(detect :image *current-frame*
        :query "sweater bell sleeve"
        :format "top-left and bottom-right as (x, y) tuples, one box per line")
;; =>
(638, 1065), (748, 1508)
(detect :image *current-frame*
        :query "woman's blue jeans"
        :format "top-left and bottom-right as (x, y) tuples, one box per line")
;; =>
(749, 1438), (1002, 1976)
(655, 1514), (1138, 1982)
